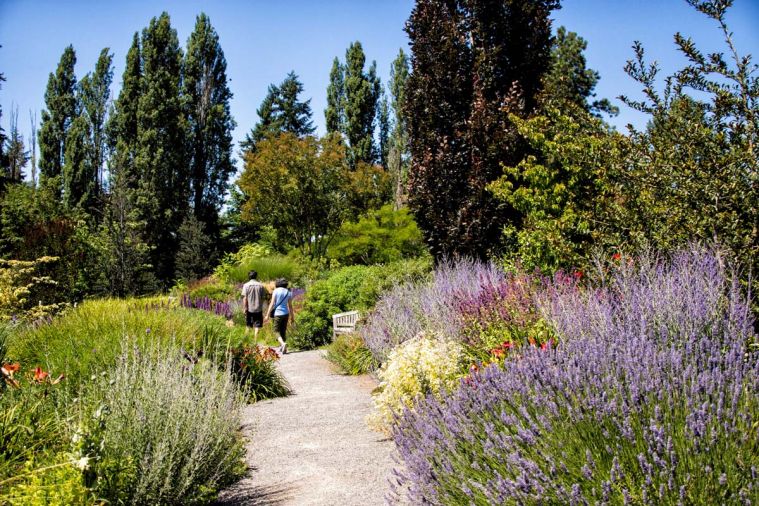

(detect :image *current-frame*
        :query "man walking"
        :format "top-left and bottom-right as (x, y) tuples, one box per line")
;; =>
(242, 270), (267, 339)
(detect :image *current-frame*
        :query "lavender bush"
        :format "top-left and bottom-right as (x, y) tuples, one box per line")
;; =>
(390, 248), (758, 505)
(363, 259), (508, 362)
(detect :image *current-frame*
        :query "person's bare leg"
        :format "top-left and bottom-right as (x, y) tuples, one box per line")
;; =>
(254, 326), (260, 340)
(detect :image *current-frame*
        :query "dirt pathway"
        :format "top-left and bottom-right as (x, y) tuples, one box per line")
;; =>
(217, 350), (395, 506)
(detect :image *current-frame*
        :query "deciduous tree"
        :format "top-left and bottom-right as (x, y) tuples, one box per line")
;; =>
(183, 13), (236, 241)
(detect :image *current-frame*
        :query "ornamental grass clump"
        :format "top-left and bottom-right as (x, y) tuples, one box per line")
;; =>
(368, 334), (465, 434)
(74, 348), (246, 505)
(390, 248), (759, 505)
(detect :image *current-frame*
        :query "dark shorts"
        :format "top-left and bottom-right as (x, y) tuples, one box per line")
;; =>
(273, 315), (289, 340)
(246, 311), (263, 328)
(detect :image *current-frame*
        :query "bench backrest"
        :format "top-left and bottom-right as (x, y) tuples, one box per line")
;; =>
(333, 310), (360, 327)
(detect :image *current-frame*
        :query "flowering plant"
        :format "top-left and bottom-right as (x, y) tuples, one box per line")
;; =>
(367, 334), (465, 434)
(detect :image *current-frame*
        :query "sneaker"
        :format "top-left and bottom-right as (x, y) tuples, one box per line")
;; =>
(281, 344), (287, 355)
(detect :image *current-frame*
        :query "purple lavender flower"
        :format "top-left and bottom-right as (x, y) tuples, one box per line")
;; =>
(390, 247), (759, 504)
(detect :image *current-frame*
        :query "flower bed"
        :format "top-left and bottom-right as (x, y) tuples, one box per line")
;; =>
(389, 248), (759, 504)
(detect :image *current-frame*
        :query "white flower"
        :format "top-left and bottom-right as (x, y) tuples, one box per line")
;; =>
(72, 456), (90, 470)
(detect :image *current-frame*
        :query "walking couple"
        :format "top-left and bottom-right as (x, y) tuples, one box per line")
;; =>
(241, 271), (293, 354)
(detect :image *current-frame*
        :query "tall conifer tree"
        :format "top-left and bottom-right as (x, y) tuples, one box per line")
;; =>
(183, 13), (235, 240)
(136, 12), (188, 283)
(62, 115), (94, 209)
(108, 33), (141, 184)
(39, 45), (78, 189)
(241, 72), (314, 154)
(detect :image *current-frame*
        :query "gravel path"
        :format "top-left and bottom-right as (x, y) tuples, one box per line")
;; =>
(217, 350), (395, 506)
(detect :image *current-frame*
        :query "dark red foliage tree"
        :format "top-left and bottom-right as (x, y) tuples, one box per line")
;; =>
(405, 0), (559, 262)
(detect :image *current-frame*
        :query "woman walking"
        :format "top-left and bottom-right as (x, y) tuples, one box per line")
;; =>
(265, 278), (294, 354)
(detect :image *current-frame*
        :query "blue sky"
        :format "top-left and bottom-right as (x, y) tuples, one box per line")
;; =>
(1, 0), (758, 173)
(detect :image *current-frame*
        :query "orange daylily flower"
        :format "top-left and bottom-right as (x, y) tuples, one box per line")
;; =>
(33, 367), (49, 383)
(1, 363), (20, 376)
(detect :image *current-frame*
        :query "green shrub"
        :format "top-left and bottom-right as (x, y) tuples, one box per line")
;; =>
(73, 349), (246, 505)
(213, 243), (271, 283)
(228, 254), (302, 284)
(186, 278), (238, 302)
(7, 299), (249, 389)
(2, 454), (92, 506)
(290, 258), (431, 350)
(328, 205), (427, 265)
(325, 334), (377, 375)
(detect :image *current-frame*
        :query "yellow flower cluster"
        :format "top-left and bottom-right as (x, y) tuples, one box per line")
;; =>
(367, 334), (464, 433)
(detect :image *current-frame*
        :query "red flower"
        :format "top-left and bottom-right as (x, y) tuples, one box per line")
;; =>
(573, 270), (583, 280)
(612, 253), (622, 262)
(540, 342), (549, 350)
(32, 367), (49, 383)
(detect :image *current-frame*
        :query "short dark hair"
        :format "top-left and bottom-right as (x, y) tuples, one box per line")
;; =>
(248, 270), (258, 280)
(275, 278), (289, 288)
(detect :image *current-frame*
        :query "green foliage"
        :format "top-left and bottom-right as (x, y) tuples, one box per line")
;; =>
(3, 455), (91, 506)
(0, 375), (65, 488)
(183, 13), (236, 240)
(325, 333), (377, 375)
(290, 258), (431, 350)
(540, 26), (617, 115)
(490, 105), (621, 272)
(0, 257), (63, 322)
(343, 41), (381, 167)
(135, 12), (189, 284)
(238, 133), (349, 259)
(388, 48), (411, 207)
(213, 242), (271, 283)
(187, 277), (236, 302)
(325, 58), (344, 134)
(39, 45), (77, 185)
(73, 349), (246, 505)
(328, 204), (426, 265)
(7, 299), (249, 389)
(240, 72), (314, 155)
(176, 213), (214, 283)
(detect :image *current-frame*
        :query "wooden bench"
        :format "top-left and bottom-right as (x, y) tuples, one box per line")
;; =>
(332, 310), (360, 340)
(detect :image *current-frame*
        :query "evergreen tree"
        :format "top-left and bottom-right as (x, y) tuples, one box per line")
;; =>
(5, 107), (28, 183)
(62, 115), (95, 209)
(240, 72), (314, 154)
(405, 0), (558, 261)
(240, 84), (278, 154)
(541, 27), (617, 115)
(378, 92), (390, 170)
(175, 213), (212, 282)
(325, 57), (344, 134)
(108, 33), (141, 189)
(277, 71), (315, 136)
(0, 64), (7, 177)
(343, 42), (380, 167)
(183, 12), (236, 241)
(389, 48), (411, 207)
(39, 45), (78, 188)
(136, 12), (188, 283)
(80, 48), (114, 196)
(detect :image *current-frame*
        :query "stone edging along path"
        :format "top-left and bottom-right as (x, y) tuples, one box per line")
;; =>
(217, 349), (396, 506)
